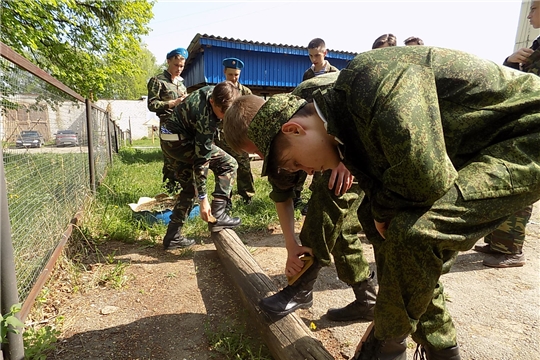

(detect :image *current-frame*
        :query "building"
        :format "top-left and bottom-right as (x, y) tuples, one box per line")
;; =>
(182, 33), (358, 97)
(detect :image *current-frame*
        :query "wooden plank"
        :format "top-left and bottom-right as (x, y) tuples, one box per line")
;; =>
(211, 229), (334, 360)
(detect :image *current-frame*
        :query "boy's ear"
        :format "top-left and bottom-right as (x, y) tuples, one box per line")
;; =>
(281, 121), (306, 136)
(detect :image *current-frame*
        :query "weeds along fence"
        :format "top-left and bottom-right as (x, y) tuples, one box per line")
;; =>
(0, 41), (121, 319)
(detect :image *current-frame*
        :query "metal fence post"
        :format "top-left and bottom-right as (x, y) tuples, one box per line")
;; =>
(85, 99), (96, 193)
(106, 111), (113, 164)
(0, 147), (25, 360)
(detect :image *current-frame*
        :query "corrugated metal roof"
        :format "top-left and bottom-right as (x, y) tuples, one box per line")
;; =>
(183, 33), (358, 93)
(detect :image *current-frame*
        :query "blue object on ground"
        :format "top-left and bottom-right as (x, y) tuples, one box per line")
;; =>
(188, 204), (200, 219)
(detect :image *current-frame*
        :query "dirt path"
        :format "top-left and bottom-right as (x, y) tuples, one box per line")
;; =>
(49, 161), (540, 359)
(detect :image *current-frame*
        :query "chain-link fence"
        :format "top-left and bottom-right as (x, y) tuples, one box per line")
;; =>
(0, 41), (120, 317)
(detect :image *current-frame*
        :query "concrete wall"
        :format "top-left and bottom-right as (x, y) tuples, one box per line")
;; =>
(96, 97), (158, 140)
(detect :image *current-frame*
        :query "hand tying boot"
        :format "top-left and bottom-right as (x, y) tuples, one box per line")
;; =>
(208, 197), (241, 232)
(259, 258), (322, 317)
(326, 271), (377, 322)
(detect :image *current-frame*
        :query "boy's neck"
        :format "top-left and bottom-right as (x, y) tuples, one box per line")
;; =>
(313, 60), (327, 72)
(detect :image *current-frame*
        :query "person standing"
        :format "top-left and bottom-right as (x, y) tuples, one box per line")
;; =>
(214, 58), (256, 204)
(160, 81), (242, 250)
(147, 47), (189, 193)
(295, 38), (340, 212)
(475, 0), (540, 268)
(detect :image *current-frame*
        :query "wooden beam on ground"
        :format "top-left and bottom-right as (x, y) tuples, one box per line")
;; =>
(211, 229), (334, 360)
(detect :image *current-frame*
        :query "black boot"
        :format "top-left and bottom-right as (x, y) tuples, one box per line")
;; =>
(163, 222), (195, 250)
(208, 197), (241, 232)
(414, 344), (461, 360)
(353, 325), (407, 360)
(326, 271), (377, 322)
(258, 259), (322, 317)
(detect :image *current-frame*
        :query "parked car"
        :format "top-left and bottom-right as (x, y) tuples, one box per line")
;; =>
(55, 130), (79, 147)
(15, 130), (45, 148)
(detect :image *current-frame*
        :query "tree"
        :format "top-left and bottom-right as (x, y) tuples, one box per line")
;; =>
(108, 45), (162, 100)
(1, 0), (155, 100)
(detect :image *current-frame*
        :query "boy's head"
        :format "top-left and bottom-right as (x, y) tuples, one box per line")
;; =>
(225, 93), (340, 177)
(166, 47), (188, 78)
(529, 1), (540, 29)
(372, 34), (397, 49)
(210, 81), (240, 119)
(307, 38), (328, 67)
(222, 57), (244, 85)
(404, 36), (424, 46)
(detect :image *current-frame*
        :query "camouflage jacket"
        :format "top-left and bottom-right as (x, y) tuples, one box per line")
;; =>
(503, 36), (540, 75)
(237, 83), (253, 96)
(269, 72), (339, 203)
(163, 85), (218, 197)
(147, 70), (187, 121)
(312, 46), (540, 222)
(302, 60), (339, 82)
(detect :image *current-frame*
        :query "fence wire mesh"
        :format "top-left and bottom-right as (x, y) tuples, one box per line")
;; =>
(1, 52), (111, 302)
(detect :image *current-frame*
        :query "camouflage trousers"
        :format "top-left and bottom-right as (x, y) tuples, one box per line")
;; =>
(482, 205), (533, 254)
(160, 143), (180, 193)
(299, 170), (370, 285)
(215, 137), (255, 201)
(359, 184), (540, 350)
(162, 141), (237, 225)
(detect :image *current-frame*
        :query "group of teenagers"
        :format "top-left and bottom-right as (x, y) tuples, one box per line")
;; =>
(147, 2), (540, 359)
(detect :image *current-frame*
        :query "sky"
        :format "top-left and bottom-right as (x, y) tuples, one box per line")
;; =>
(142, 0), (531, 65)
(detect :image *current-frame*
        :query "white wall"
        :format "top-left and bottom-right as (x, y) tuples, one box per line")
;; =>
(96, 97), (157, 140)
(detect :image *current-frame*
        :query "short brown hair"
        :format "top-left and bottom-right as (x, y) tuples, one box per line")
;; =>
(223, 95), (265, 153)
(404, 36), (424, 46)
(307, 38), (326, 51)
(211, 81), (241, 113)
(372, 34), (397, 49)
(265, 103), (317, 176)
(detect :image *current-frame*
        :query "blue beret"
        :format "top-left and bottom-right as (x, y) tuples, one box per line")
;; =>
(222, 57), (244, 70)
(166, 48), (188, 60)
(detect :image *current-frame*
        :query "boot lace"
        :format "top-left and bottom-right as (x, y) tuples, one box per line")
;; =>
(413, 344), (427, 360)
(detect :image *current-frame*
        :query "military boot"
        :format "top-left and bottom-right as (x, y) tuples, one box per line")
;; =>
(326, 271), (376, 321)
(208, 197), (241, 232)
(259, 259), (322, 317)
(353, 325), (407, 360)
(414, 344), (461, 360)
(163, 222), (195, 250)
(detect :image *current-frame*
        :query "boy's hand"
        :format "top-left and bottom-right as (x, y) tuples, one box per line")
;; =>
(507, 47), (535, 64)
(285, 245), (313, 277)
(199, 197), (215, 223)
(374, 219), (389, 239)
(329, 162), (354, 196)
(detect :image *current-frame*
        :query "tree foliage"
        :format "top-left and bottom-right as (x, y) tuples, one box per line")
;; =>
(1, 0), (155, 100)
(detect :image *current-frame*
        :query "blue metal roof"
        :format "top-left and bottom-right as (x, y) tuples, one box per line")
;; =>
(182, 34), (357, 91)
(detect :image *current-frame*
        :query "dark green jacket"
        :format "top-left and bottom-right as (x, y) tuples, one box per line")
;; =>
(147, 70), (187, 121)
(313, 46), (540, 222)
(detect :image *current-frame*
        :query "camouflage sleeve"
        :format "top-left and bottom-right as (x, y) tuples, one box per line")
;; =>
(147, 76), (169, 113)
(522, 48), (540, 76)
(369, 64), (458, 221)
(240, 84), (253, 95)
(268, 170), (300, 202)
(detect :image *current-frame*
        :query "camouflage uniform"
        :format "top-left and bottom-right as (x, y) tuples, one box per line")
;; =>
(215, 83), (255, 202)
(302, 60), (339, 81)
(309, 46), (540, 349)
(161, 85), (237, 227)
(271, 72), (370, 284)
(147, 70), (187, 192)
(483, 35), (540, 255)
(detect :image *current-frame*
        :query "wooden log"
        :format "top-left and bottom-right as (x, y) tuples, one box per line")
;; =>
(211, 229), (334, 360)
